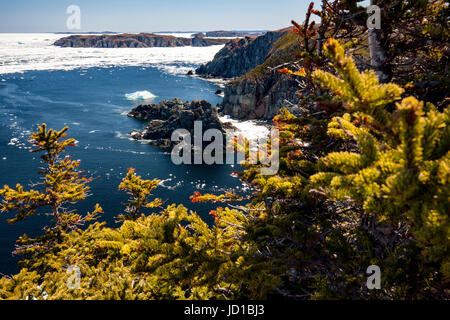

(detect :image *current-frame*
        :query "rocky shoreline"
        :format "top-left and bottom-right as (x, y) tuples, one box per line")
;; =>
(220, 71), (301, 120)
(195, 27), (302, 120)
(118, 26), (302, 149)
(56, 27), (302, 121)
(128, 98), (230, 149)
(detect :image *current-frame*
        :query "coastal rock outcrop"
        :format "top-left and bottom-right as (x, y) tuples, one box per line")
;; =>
(221, 72), (300, 120)
(198, 27), (301, 120)
(54, 33), (229, 48)
(193, 31), (265, 38)
(195, 28), (291, 78)
(128, 98), (224, 149)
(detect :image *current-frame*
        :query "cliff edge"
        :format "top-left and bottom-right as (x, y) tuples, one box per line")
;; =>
(195, 28), (291, 78)
(197, 27), (302, 120)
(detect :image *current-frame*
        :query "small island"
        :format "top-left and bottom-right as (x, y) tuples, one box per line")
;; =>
(54, 33), (230, 48)
(127, 98), (226, 149)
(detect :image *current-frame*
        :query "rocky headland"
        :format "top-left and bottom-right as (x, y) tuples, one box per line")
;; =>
(195, 28), (290, 78)
(128, 98), (227, 149)
(193, 30), (265, 38)
(196, 27), (302, 120)
(54, 33), (229, 48)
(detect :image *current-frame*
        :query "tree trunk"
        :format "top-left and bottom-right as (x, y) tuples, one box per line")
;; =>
(368, 0), (392, 83)
(316, 0), (327, 57)
(368, 28), (392, 83)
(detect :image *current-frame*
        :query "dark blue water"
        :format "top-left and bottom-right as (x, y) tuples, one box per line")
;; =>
(0, 67), (245, 274)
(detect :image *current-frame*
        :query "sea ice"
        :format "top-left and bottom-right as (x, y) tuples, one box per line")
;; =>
(125, 90), (157, 100)
(0, 33), (223, 75)
(8, 138), (19, 146)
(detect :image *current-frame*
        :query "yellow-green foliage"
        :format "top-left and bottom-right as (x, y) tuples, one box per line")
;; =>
(0, 202), (277, 300)
(0, 127), (278, 300)
(228, 37), (449, 299)
(311, 39), (449, 279)
(118, 168), (162, 220)
(0, 124), (102, 258)
(0, 205), (236, 300)
(0, 35), (448, 300)
(313, 38), (404, 128)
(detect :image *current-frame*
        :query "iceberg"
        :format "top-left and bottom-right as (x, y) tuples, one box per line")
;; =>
(125, 91), (157, 101)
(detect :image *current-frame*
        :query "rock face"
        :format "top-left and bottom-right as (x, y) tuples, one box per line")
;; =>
(54, 33), (229, 48)
(221, 72), (300, 120)
(193, 31), (265, 38)
(197, 27), (301, 120)
(195, 28), (291, 78)
(128, 98), (224, 149)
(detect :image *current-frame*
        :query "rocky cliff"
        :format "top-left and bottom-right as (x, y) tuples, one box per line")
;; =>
(198, 28), (302, 120)
(193, 31), (265, 38)
(195, 28), (291, 78)
(128, 98), (224, 149)
(54, 33), (229, 48)
(221, 71), (300, 120)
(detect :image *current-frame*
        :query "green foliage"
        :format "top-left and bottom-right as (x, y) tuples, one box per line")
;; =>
(0, 206), (230, 299)
(313, 38), (404, 127)
(118, 168), (162, 220)
(0, 124), (102, 260)
(1, 0), (448, 301)
(204, 38), (449, 299)
(0, 126), (277, 300)
(311, 39), (449, 281)
(343, 0), (449, 107)
(0, 203), (277, 300)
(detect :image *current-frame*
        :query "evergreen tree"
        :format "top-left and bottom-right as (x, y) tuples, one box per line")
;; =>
(0, 140), (277, 299)
(0, 0), (448, 300)
(311, 38), (449, 287)
(0, 124), (102, 266)
(118, 168), (162, 221)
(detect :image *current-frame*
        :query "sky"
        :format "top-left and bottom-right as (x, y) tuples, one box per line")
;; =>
(0, 0), (314, 33)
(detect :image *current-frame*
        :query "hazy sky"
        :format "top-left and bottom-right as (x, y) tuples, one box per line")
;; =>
(0, 0), (314, 33)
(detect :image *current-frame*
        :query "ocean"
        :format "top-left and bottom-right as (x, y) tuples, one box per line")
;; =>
(0, 33), (265, 274)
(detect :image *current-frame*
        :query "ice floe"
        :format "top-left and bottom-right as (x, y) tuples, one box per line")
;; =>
(125, 90), (157, 101)
(0, 33), (223, 75)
